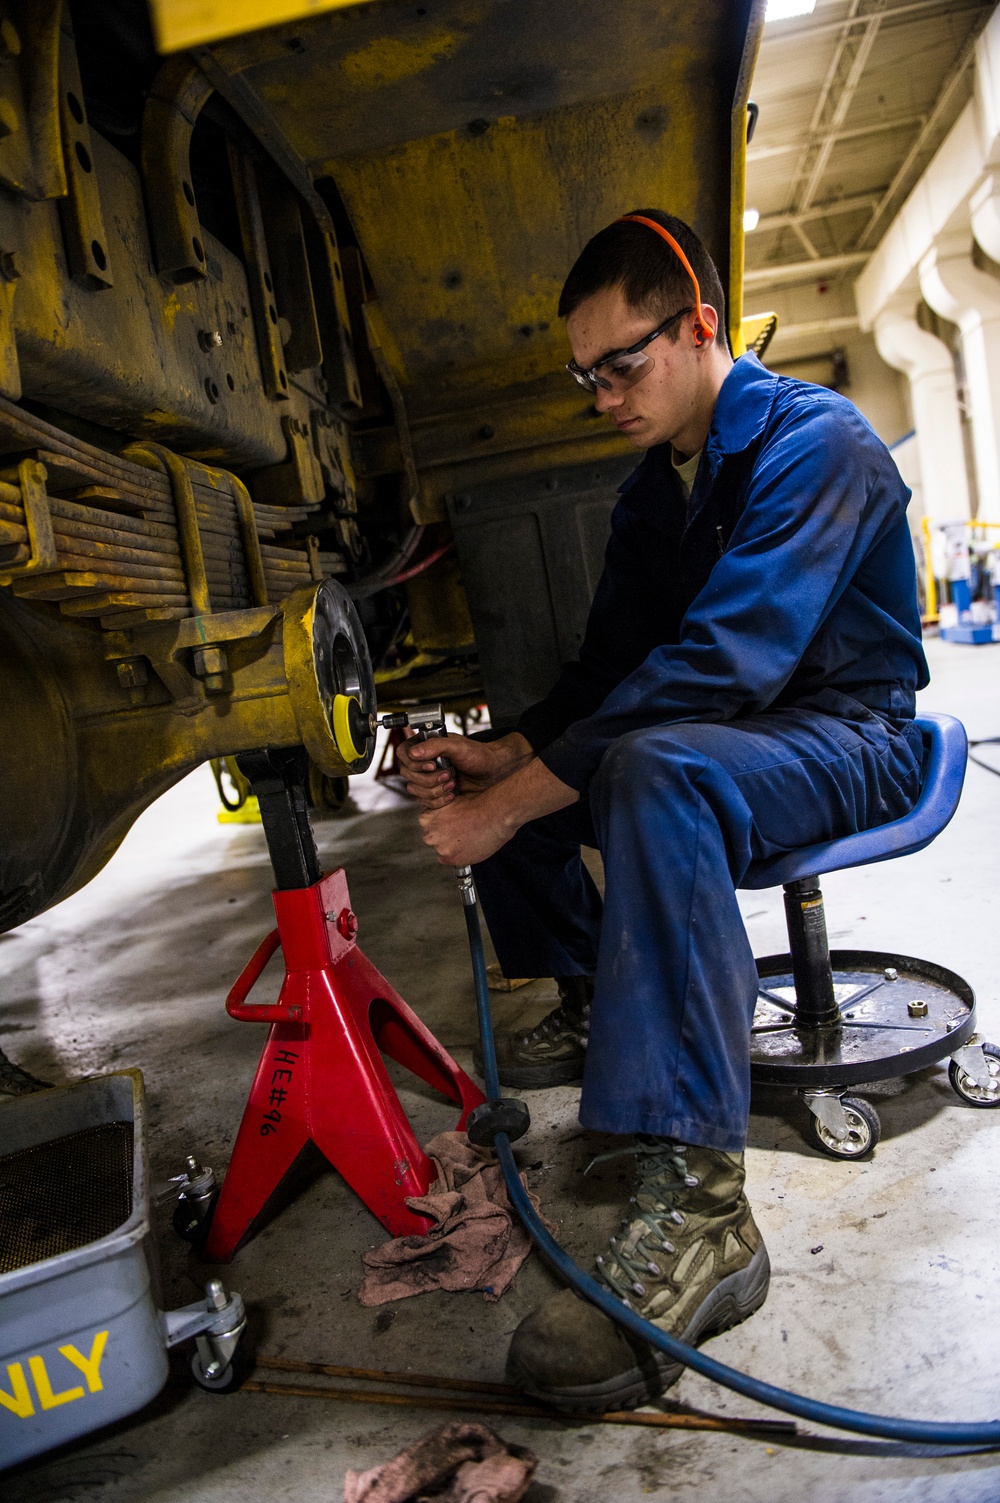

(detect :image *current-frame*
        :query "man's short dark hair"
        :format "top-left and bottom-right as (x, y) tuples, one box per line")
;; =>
(558, 209), (728, 349)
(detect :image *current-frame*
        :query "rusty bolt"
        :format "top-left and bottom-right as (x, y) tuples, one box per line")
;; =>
(337, 908), (359, 941)
(192, 646), (228, 693)
(116, 657), (148, 691)
(907, 998), (929, 1018)
(198, 328), (223, 351)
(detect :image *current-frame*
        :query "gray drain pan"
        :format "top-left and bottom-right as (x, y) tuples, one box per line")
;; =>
(0, 1070), (168, 1469)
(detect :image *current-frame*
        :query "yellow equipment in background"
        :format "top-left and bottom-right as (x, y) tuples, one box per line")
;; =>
(211, 756), (262, 822)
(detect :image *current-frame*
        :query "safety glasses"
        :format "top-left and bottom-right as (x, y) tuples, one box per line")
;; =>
(566, 306), (692, 394)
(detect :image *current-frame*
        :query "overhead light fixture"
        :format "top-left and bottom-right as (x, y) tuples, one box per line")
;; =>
(744, 208), (761, 233)
(765, 0), (817, 21)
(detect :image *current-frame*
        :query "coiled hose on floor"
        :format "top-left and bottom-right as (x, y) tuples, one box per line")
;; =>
(461, 885), (1000, 1446)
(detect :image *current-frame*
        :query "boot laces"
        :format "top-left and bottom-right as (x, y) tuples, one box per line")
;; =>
(521, 1000), (590, 1046)
(587, 1140), (700, 1306)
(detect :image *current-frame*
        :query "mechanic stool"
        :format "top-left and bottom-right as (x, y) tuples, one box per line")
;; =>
(742, 713), (999, 1158)
(204, 749), (484, 1262)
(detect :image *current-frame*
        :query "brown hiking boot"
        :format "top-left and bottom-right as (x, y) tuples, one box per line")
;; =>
(473, 976), (592, 1088)
(506, 1139), (769, 1412)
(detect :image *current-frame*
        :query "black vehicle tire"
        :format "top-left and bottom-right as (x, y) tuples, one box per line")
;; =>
(308, 763), (350, 812)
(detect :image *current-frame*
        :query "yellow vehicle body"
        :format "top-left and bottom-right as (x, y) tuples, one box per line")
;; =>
(0, 0), (762, 934)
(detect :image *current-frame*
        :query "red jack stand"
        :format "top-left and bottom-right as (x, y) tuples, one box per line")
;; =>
(204, 749), (485, 1264)
(205, 867), (485, 1261)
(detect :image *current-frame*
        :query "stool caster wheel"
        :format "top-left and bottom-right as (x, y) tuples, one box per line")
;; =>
(949, 1040), (1000, 1107)
(805, 1091), (881, 1159)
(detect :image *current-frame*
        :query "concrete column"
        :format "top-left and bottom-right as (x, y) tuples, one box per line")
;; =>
(970, 174), (1000, 264)
(919, 239), (1000, 521)
(873, 306), (971, 522)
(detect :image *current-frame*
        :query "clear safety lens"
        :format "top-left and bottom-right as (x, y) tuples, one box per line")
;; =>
(570, 349), (654, 394)
(601, 350), (653, 387)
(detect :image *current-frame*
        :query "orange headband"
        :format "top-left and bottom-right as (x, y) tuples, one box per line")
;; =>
(615, 214), (714, 345)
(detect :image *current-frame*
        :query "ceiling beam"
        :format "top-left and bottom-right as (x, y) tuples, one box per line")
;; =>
(744, 252), (871, 287)
(766, 314), (861, 342)
(754, 194), (882, 232)
(792, 220), (822, 258)
(748, 113), (924, 162)
(762, 0), (990, 45)
(795, 0), (888, 214)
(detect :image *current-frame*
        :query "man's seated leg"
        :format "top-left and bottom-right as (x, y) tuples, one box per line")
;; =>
(472, 802), (602, 1086)
(509, 707), (922, 1409)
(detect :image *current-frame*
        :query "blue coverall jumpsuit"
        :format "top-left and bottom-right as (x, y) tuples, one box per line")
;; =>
(473, 352), (929, 1152)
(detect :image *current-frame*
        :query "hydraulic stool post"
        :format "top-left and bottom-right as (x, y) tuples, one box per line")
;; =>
(782, 877), (841, 1030)
(203, 747), (484, 1263)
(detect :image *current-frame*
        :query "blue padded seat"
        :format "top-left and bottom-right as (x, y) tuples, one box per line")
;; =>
(741, 713), (968, 891)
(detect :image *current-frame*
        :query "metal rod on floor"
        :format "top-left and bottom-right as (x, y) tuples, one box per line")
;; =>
(257, 1354), (518, 1396)
(241, 1369), (797, 1434)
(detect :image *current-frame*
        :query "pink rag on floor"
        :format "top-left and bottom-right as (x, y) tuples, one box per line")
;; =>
(344, 1421), (536, 1503)
(358, 1131), (553, 1305)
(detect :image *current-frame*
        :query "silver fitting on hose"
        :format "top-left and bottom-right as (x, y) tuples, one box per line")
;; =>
(455, 865), (477, 906)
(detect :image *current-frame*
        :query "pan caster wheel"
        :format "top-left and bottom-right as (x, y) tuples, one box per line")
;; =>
(949, 1041), (1000, 1107)
(172, 1190), (218, 1245)
(190, 1339), (251, 1394)
(806, 1093), (881, 1159)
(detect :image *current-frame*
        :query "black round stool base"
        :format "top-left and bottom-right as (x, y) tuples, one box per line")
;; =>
(750, 949), (976, 1088)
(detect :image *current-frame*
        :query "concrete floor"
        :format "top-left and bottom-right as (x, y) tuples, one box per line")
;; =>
(3, 635), (1000, 1501)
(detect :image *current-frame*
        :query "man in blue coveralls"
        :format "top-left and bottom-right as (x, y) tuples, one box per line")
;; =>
(399, 209), (928, 1411)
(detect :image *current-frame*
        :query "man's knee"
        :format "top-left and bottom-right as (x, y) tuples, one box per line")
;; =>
(591, 725), (702, 807)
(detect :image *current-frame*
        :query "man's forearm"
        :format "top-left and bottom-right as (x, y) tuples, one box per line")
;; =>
(488, 751), (580, 838)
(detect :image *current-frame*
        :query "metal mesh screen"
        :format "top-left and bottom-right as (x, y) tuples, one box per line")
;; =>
(0, 1121), (134, 1274)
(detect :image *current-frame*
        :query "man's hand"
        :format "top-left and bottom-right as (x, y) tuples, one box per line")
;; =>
(416, 789), (516, 866)
(397, 730), (533, 809)
(418, 755), (579, 866)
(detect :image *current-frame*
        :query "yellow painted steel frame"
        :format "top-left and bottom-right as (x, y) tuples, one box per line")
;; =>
(0, 579), (355, 929)
(210, 0), (765, 518)
(0, 2), (765, 934)
(149, 0), (376, 55)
